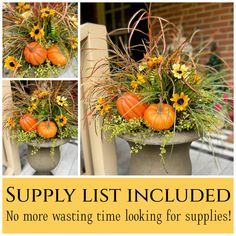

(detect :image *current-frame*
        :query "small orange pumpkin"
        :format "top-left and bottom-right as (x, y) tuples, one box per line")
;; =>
(116, 92), (148, 120)
(47, 45), (68, 65)
(144, 103), (175, 131)
(37, 121), (58, 139)
(19, 114), (38, 132)
(24, 42), (47, 65)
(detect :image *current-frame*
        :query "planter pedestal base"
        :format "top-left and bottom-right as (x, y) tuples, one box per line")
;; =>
(27, 140), (67, 175)
(121, 132), (199, 175)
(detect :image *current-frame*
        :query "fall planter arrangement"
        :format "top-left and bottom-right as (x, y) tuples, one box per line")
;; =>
(84, 7), (232, 175)
(3, 2), (78, 78)
(4, 81), (78, 175)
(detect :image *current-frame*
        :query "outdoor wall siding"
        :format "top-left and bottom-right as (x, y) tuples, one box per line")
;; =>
(152, 3), (233, 75)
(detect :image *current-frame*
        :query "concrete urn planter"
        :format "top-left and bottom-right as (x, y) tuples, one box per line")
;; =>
(27, 139), (67, 175)
(121, 132), (199, 175)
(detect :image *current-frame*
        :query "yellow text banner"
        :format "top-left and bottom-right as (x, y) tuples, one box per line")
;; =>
(2, 177), (233, 234)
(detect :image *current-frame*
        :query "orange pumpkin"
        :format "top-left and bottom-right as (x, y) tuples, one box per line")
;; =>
(24, 42), (47, 65)
(19, 114), (38, 132)
(47, 45), (68, 65)
(37, 121), (58, 139)
(144, 103), (175, 131)
(116, 92), (148, 120)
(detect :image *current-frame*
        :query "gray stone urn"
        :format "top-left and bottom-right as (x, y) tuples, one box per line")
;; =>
(27, 139), (67, 175)
(121, 132), (199, 175)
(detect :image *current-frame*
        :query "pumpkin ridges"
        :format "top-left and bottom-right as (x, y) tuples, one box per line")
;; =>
(121, 97), (139, 119)
(24, 42), (47, 65)
(34, 50), (47, 64)
(125, 95), (143, 117)
(116, 92), (147, 120)
(20, 114), (38, 132)
(37, 121), (57, 139)
(144, 103), (175, 131)
(119, 99), (128, 119)
(47, 45), (68, 65)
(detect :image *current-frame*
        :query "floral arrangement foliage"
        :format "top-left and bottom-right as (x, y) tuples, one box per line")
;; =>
(4, 81), (78, 155)
(84, 7), (232, 154)
(3, 2), (78, 78)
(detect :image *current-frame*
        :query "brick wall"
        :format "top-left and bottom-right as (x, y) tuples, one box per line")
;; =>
(152, 3), (233, 77)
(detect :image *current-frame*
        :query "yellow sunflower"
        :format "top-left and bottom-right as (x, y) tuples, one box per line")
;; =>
(29, 25), (44, 41)
(172, 63), (189, 79)
(16, 2), (30, 12)
(100, 104), (111, 116)
(96, 96), (106, 110)
(170, 92), (190, 111)
(4, 56), (21, 72)
(6, 117), (16, 129)
(41, 7), (55, 18)
(95, 96), (111, 115)
(56, 96), (68, 107)
(55, 115), (68, 127)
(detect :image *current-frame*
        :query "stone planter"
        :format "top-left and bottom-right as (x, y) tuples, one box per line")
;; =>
(121, 132), (199, 175)
(27, 139), (67, 175)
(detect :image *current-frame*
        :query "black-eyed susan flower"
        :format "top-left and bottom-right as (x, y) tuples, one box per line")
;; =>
(6, 117), (16, 129)
(96, 96), (105, 110)
(55, 115), (68, 127)
(16, 2), (30, 12)
(170, 92), (190, 111)
(29, 25), (44, 41)
(172, 63), (189, 79)
(4, 56), (21, 72)
(95, 96), (111, 115)
(100, 104), (111, 115)
(69, 37), (78, 49)
(40, 7), (55, 18)
(56, 96), (68, 107)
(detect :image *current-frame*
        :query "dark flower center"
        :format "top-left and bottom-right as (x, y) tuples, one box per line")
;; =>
(35, 29), (40, 34)
(177, 98), (184, 105)
(177, 70), (182, 74)
(59, 118), (64, 123)
(10, 62), (15, 67)
(45, 11), (50, 14)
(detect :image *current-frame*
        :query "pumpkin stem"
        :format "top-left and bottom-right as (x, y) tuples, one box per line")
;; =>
(47, 116), (50, 128)
(157, 103), (163, 114)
